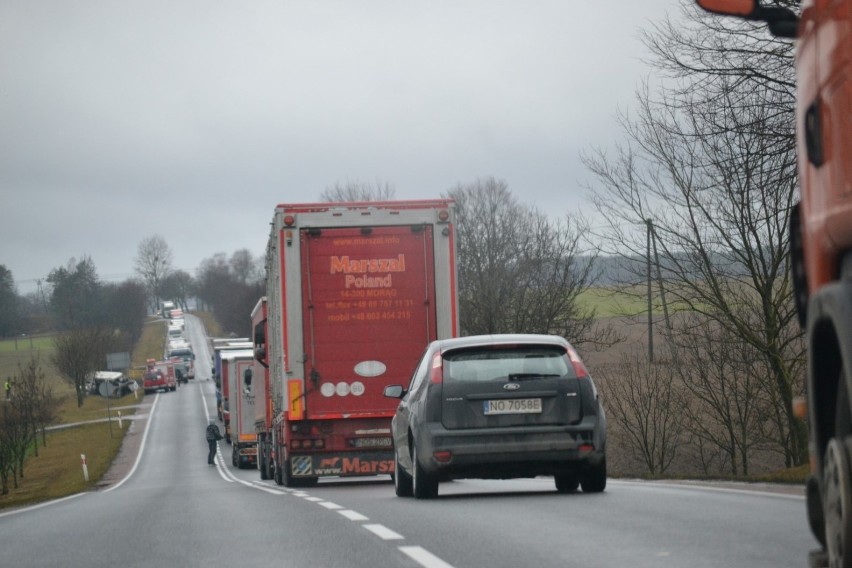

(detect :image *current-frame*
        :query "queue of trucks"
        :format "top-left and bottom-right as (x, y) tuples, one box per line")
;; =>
(696, 2), (851, 566)
(202, 200), (458, 482)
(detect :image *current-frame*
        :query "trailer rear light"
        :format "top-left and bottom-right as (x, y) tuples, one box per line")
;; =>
(430, 352), (443, 384)
(433, 450), (452, 462)
(438, 209), (450, 222)
(283, 215), (295, 226)
(578, 444), (594, 453)
(292, 439), (324, 450)
(566, 346), (589, 379)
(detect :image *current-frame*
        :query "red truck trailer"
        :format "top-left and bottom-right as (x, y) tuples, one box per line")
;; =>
(697, 2), (851, 566)
(256, 200), (459, 487)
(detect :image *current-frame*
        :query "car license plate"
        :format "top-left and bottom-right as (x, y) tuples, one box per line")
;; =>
(483, 398), (542, 415)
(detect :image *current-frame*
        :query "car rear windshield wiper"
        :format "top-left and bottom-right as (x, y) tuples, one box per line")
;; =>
(508, 373), (561, 381)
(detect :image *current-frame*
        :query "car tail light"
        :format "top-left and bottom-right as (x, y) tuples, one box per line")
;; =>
(578, 444), (594, 453)
(430, 352), (443, 384)
(566, 346), (589, 378)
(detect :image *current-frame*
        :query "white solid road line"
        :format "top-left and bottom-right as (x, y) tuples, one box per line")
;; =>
(104, 393), (161, 493)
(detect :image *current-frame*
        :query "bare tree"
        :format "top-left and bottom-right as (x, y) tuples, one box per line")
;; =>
(159, 269), (194, 311)
(598, 353), (687, 475)
(319, 179), (396, 202)
(446, 177), (614, 348)
(11, 355), (57, 459)
(672, 316), (770, 475)
(582, 1), (805, 466)
(134, 235), (173, 312)
(0, 404), (27, 494)
(52, 327), (120, 407)
(229, 249), (260, 285)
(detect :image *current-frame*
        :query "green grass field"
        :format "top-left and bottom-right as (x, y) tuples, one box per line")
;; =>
(0, 319), (166, 509)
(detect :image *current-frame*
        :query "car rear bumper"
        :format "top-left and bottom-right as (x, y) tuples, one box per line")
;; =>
(416, 420), (604, 478)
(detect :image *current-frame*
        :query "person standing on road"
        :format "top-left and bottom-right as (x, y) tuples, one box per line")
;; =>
(206, 419), (223, 465)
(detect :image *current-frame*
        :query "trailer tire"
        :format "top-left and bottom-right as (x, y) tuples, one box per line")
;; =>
(259, 450), (269, 480)
(274, 461), (283, 486)
(282, 458), (295, 487)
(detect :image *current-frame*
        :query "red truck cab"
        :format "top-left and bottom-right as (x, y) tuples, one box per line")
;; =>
(697, 2), (852, 566)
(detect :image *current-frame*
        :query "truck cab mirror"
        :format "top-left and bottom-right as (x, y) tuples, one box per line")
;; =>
(695, 0), (798, 38)
(696, 0), (757, 17)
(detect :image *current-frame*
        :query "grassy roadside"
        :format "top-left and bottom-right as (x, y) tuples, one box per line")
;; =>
(0, 318), (165, 509)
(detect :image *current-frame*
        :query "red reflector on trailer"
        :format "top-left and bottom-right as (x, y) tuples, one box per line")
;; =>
(579, 444), (594, 453)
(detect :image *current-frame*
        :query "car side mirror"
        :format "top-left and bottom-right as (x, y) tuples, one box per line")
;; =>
(383, 385), (406, 399)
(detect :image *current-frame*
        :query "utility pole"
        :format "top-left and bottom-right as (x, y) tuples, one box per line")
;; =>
(646, 219), (653, 362)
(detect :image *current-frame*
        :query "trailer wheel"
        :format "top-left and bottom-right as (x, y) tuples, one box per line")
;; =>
(282, 458), (294, 487)
(259, 449), (269, 480)
(274, 461), (283, 486)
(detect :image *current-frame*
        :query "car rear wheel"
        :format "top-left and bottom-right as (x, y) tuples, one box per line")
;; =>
(412, 445), (438, 499)
(394, 446), (413, 497)
(554, 474), (579, 493)
(581, 457), (607, 493)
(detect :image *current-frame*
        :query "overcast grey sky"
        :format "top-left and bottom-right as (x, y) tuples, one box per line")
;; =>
(1, 1), (678, 293)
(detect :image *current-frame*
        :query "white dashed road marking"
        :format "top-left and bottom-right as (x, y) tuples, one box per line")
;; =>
(399, 546), (458, 568)
(363, 524), (405, 540)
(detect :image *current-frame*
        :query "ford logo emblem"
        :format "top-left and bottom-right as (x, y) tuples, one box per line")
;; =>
(503, 383), (521, 390)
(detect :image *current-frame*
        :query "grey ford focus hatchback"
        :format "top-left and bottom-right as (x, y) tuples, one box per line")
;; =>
(384, 334), (607, 499)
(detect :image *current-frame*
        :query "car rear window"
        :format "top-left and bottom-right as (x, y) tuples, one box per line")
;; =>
(442, 345), (573, 382)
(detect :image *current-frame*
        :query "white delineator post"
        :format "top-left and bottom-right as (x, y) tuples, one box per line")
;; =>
(117, 411), (123, 429)
(81, 454), (89, 481)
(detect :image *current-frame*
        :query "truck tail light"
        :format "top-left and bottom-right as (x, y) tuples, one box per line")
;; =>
(292, 438), (325, 450)
(430, 352), (443, 384)
(566, 346), (589, 379)
(578, 444), (594, 453)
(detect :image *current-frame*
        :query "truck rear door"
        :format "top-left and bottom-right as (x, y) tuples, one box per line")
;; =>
(301, 225), (437, 418)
